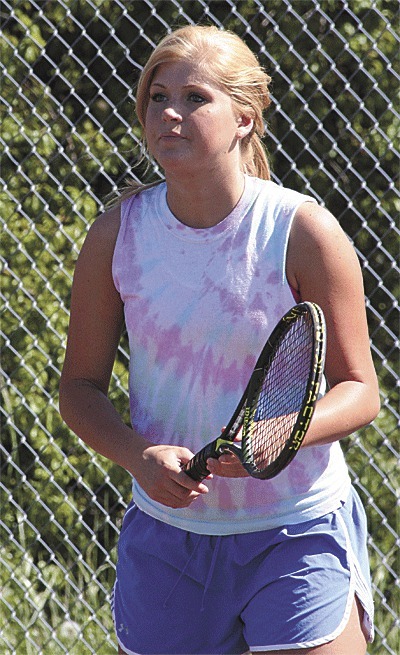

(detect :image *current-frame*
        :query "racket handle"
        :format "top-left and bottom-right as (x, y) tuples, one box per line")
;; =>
(183, 441), (219, 481)
(183, 438), (235, 481)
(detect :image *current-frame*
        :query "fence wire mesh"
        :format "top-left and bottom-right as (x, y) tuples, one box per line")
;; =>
(1, 1), (399, 653)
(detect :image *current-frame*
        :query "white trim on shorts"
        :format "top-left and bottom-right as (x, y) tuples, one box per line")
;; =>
(250, 510), (374, 652)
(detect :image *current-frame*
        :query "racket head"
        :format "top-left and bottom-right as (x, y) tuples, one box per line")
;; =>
(240, 302), (326, 479)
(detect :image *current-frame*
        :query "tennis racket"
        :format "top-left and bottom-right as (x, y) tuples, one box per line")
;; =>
(184, 301), (326, 481)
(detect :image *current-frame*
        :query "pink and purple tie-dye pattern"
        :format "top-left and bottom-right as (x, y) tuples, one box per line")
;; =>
(112, 176), (351, 534)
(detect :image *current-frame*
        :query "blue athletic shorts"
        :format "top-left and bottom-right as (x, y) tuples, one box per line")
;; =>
(112, 486), (374, 654)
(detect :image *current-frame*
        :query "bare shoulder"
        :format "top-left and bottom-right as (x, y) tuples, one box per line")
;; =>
(72, 203), (123, 310)
(287, 201), (361, 298)
(81, 204), (121, 258)
(291, 201), (350, 248)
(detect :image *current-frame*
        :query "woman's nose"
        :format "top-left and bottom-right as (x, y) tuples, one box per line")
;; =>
(162, 106), (182, 122)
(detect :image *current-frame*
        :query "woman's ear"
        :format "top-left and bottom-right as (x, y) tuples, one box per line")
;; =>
(236, 114), (254, 139)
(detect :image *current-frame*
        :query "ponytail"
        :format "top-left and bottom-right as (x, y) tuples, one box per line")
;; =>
(242, 133), (271, 180)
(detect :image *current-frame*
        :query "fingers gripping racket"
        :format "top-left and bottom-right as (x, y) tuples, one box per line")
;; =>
(184, 302), (326, 481)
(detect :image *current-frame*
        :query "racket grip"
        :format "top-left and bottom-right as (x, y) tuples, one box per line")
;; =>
(183, 439), (241, 481)
(183, 441), (222, 481)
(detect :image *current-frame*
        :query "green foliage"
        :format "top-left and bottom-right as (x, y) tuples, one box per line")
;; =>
(1, 1), (398, 653)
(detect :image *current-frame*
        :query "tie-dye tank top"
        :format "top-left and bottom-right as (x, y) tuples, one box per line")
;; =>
(112, 175), (351, 535)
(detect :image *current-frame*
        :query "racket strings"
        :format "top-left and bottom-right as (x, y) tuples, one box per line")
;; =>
(243, 317), (314, 471)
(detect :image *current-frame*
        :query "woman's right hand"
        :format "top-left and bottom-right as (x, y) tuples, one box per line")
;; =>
(133, 442), (211, 509)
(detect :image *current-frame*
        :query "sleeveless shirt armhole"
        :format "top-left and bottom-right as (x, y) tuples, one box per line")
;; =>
(111, 194), (137, 294)
(289, 285), (301, 303)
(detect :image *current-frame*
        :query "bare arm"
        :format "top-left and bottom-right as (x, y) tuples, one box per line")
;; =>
(59, 205), (209, 507)
(286, 202), (380, 446)
(208, 202), (380, 477)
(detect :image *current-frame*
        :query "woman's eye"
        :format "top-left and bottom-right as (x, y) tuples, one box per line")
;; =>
(188, 93), (206, 103)
(150, 93), (166, 103)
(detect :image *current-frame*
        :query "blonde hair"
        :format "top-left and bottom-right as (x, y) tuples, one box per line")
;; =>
(120, 25), (272, 200)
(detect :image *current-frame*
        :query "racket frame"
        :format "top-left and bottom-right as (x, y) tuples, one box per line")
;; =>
(240, 302), (326, 478)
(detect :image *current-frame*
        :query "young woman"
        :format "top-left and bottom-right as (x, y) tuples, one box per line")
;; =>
(59, 25), (380, 655)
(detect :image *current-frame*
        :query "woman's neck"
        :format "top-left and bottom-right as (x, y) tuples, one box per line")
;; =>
(164, 169), (246, 229)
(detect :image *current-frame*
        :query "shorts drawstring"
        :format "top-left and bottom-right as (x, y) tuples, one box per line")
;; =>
(201, 535), (222, 612)
(163, 535), (222, 612)
(163, 535), (202, 609)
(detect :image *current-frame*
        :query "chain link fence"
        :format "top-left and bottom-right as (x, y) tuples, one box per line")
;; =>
(1, 1), (399, 653)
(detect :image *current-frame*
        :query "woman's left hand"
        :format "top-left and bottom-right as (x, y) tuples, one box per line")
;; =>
(206, 450), (250, 478)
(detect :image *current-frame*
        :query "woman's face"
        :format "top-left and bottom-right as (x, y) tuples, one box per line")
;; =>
(145, 60), (247, 177)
